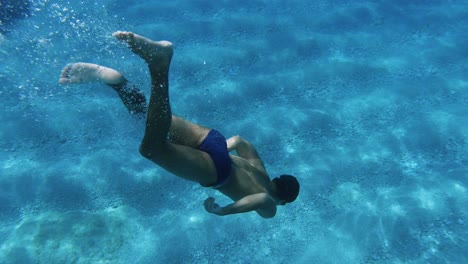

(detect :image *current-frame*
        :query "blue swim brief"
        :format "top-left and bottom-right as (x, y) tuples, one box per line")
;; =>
(197, 129), (232, 189)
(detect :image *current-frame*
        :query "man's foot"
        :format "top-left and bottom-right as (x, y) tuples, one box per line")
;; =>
(59, 63), (124, 85)
(112, 31), (173, 68)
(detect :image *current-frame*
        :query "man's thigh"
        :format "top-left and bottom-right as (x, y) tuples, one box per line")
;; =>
(169, 116), (211, 148)
(152, 142), (218, 186)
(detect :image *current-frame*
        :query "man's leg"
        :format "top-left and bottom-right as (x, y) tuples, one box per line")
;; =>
(59, 63), (210, 148)
(59, 63), (146, 116)
(113, 31), (218, 185)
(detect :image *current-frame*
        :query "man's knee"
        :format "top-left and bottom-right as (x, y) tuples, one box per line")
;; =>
(139, 144), (151, 159)
(139, 142), (167, 160)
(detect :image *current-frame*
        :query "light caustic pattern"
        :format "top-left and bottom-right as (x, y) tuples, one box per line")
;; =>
(1, 1), (467, 263)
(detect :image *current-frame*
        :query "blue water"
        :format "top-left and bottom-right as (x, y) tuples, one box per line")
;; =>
(1, 0), (467, 263)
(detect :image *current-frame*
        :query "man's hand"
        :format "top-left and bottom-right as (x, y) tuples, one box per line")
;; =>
(226, 135), (241, 152)
(203, 193), (277, 218)
(225, 135), (266, 173)
(204, 197), (224, 216)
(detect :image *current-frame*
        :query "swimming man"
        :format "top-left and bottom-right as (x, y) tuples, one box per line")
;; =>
(59, 31), (299, 218)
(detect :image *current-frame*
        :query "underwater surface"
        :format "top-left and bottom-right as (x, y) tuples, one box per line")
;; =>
(0, 0), (467, 263)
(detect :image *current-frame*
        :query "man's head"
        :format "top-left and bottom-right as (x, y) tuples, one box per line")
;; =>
(272, 175), (300, 204)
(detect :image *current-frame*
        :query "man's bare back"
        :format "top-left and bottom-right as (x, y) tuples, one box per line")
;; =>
(59, 31), (299, 218)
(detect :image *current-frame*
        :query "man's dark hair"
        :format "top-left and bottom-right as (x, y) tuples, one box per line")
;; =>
(273, 175), (300, 203)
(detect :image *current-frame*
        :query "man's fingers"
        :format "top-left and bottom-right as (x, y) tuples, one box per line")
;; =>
(204, 197), (221, 214)
(204, 197), (215, 207)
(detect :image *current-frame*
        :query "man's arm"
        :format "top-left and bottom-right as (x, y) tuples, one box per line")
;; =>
(226, 135), (266, 172)
(204, 193), (277, 218)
